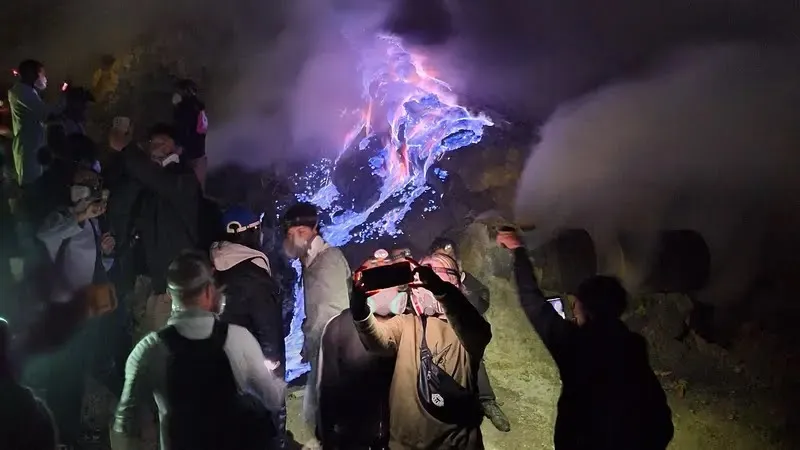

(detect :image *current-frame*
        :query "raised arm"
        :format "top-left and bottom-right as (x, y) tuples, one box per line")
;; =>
(498, 231), (574, 355)
(435, 280), (492, 360)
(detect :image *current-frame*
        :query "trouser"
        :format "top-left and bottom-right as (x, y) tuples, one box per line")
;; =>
(303, 356), (320, 430)
(477, 360), (496, 401)
(189, 155), (208, 190)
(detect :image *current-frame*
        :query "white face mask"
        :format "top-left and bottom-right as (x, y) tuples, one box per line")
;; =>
(283, 234), (311, 260)
(161, 153), (180, 167)
(34, 76), (47, 91)
(172, 93), (182, 105)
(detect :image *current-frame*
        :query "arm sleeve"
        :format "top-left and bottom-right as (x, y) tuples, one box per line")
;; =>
(353, 314), (405, 356)
(437, 283), (492, 360)
(121, 146), (200, 211)
(36, 209), (83, 258)
(303, 249), (351, 354)
(512, 247), (574, 354)
(112, 334), (157, 446)
(239, 327), (287, 413)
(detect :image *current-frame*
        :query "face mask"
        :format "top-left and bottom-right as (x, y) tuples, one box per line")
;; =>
(34, 76), (47, 91)
(367, 287), (408, 316)
(172, 93), (182, 105)
(410, 287), (446, 317)
(161, 153), (180, 167)
(283, 234), (311, 260)
(70, 185), (91, 203)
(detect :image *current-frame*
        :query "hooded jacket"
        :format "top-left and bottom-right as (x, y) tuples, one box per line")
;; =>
(511, 248), (674, 450)
(212, 241), (285, 372)
(354, 283), (491, 450)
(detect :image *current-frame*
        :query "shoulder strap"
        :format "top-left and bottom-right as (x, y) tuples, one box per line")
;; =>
(419, 315), (431, 355)
(209, 320), (229, 349)
(158, 325), (182, 351)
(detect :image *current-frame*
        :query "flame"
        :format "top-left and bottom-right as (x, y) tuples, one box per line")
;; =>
(293, 34), (493, 247)
(284, 35), (493, 381)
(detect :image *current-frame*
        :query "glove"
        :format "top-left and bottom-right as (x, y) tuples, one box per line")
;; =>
(413, 264), (449, 296)
(350, 272), (371, 321)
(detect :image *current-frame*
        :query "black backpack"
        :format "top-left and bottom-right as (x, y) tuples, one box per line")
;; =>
(159, 320), (276, 450)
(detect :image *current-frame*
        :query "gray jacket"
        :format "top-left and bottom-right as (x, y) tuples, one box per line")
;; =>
(300, 236), (351, 360)
(111, 309), (286, 450)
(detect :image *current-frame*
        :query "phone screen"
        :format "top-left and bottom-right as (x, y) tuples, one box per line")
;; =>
(361, 262), (413, 292)
(547, 296), (567, 319)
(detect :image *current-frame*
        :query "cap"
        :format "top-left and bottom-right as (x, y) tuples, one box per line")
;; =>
(222, 205), (262, 234)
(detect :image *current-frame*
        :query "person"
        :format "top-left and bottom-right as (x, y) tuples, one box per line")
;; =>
(111, 250), (286, 450)
(351, 254), (491, 449)
(8, 59), (62, 185)
(36, 167), (112, 304)
(107, 123), (202, 333)
(172, 79), (208, 187)
(429, 237), (511, 432)
(211, 205), (288, 448)
(91, 54), (119, 103)
(496, 229), (674, 450)
(317, 284), (398, 449)
(281, 202), (350, 441)
(57, 86), (94, 136)
(0, 317), (60, 450)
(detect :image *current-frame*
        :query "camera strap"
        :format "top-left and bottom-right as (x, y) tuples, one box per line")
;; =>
(416, 316), (483, 426)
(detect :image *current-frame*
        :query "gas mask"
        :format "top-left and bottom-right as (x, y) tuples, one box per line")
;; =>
(70, 184), (106, 205)
(172, 93), (182, 105)
(410, 287), (446, 317)
(34, 76), (47, 91)
(213, 290), (227, 316)
(367, 287), (409, 316)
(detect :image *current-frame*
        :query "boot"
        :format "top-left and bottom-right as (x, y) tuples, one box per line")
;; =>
(481, 399), (511, 432)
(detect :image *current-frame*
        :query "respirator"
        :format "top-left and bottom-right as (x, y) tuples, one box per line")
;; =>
(161, 153), (180, 167)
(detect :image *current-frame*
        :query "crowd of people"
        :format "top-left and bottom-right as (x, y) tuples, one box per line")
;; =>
(0, 57), (675, 450)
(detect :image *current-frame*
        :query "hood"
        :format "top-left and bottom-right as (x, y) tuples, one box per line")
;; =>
(210, 241), (271, 275)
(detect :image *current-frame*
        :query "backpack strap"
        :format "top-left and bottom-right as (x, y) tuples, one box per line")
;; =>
(158, 320), (229, 352)
(209, 320), (229, 349)
(418, 315), (432, 360)
(158, 325), (183, 351)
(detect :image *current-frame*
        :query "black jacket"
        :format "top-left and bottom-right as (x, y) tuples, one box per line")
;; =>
(106, 146), (200, 293)
(512, 248), (674, 450)
(212, 242), (285, 375)
(173, 97), (207, 160)
(318, 309), (394, 449)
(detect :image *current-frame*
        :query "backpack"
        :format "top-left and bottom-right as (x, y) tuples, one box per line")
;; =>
(159, 320), (276, 450)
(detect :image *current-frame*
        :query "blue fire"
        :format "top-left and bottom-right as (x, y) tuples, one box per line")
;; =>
(284, 35), (493, 381)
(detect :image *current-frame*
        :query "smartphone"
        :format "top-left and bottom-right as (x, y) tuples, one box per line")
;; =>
(360, 261), (414, 292)
(546, 296), (567, 319)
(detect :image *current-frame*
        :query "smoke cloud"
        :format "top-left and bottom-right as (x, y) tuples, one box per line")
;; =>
(513, 44), (800, 312)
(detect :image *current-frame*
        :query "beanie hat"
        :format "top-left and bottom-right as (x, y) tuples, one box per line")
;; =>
(282, 202), (319, 230)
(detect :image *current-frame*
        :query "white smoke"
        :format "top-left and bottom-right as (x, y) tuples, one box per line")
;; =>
(514, 44), (800, 308)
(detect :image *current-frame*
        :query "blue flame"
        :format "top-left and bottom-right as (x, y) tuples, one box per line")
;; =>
(284, 35), (492, 381)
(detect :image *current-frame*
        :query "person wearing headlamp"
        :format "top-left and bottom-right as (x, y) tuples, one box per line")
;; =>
(350, 252), (491, 449)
